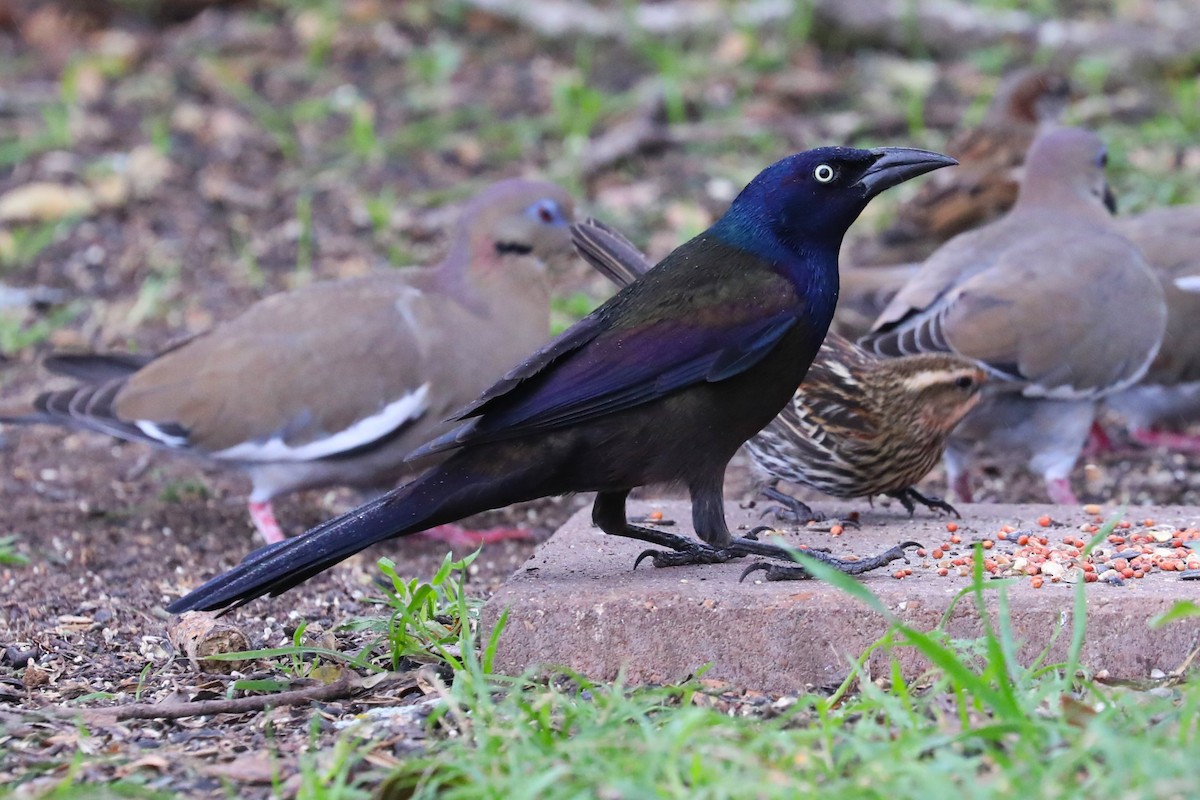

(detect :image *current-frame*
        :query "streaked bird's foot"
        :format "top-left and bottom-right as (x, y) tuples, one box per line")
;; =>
(759, 485), (822, 523)
(893, 488), (960, 518)
(738, 540), (922, 582)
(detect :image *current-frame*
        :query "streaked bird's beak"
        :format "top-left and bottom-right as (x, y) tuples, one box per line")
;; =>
(858, 147), (958, 197)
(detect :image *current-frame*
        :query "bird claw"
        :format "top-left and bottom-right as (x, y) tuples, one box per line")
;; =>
(632, 546), (744, 570)
(891, 488), (961, 519)
(760, 503), (824, 524)
(912, 491), (960, 518)
(740, 540), (922, 582)
(740, 561), (810, 582)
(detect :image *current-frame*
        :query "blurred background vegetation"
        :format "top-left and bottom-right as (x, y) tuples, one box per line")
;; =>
(0, 0), (1197, 356)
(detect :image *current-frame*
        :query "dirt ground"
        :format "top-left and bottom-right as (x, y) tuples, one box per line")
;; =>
(1, 1), (1199, 796)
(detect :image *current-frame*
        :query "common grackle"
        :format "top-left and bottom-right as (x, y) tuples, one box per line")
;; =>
(0, 180), (575, 548)
(571, 217), (986, 525)
(863, 128), (1166, 505)
(168, 146), (955, 612)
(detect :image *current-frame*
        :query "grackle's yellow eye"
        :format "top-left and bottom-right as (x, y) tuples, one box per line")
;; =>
(813, 164), (836, 183)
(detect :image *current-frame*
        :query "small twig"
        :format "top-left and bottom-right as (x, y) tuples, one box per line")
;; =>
(21, 672), (415, 725)
(106, 676), (361, 721)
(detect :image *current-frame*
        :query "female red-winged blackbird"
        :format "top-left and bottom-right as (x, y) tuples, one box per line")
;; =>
(744, 333), (986, 521)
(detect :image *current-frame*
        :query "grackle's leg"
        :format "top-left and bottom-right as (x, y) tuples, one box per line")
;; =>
(591, 491), (698, 551)
(592, 489), (748, 568)
(594, 488), (920, 578)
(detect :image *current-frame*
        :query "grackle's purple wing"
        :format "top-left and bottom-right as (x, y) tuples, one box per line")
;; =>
(411, 239), (804, 456)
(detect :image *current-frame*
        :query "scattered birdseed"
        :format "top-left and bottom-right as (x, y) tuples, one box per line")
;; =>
(915, 516), (1200, 584)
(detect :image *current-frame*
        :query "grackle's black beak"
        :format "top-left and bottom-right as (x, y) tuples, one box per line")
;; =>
(858, 147), (958, 197)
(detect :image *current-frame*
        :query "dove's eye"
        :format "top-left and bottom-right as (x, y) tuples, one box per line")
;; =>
(813, 164), (836, 183)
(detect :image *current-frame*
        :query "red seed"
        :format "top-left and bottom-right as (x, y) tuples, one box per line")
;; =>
(893, 570), (906, 580)
(1037, 515), (1052, 527)
(950, 534), (962, 544)
(937, 567), (949, 577)
(830, 525), (844, 537)
(1144, 518), (1157, 527)
(997, 530), (1008, 540)
(1121, 568), (1135, 579)
(946, 522), (959, 533)
(932, 549), (944, 559)
(916, 548), (927, 557)
(1084, 572), (1098, 583)
(1118, 521), (1132, 529)
(1030, 576), (1044, 589)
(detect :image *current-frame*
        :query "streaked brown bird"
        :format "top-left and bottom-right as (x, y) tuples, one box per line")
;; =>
(570, 217), (987, 522)
(1104, 205), (1200, 449)
(0, 179), (576, 547)
(863, 127), (1167, 505)
(853, 68), (1073, 266)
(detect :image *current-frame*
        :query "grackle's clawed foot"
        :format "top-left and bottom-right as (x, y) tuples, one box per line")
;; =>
(741, 562), (804, 582)
(739, 540), (922, 582)
(743, 526), (834, 551)
(744, 525), (773, 540)
(633, 545), (745, 570)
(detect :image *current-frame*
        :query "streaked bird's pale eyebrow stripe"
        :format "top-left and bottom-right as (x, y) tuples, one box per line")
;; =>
(899, 370), (968, 393)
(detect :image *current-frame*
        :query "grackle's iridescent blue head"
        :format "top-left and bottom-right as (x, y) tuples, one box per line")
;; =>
(713, 146), (957, 260)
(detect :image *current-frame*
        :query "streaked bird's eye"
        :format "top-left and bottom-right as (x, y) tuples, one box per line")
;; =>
(955, 376), (975, 389)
